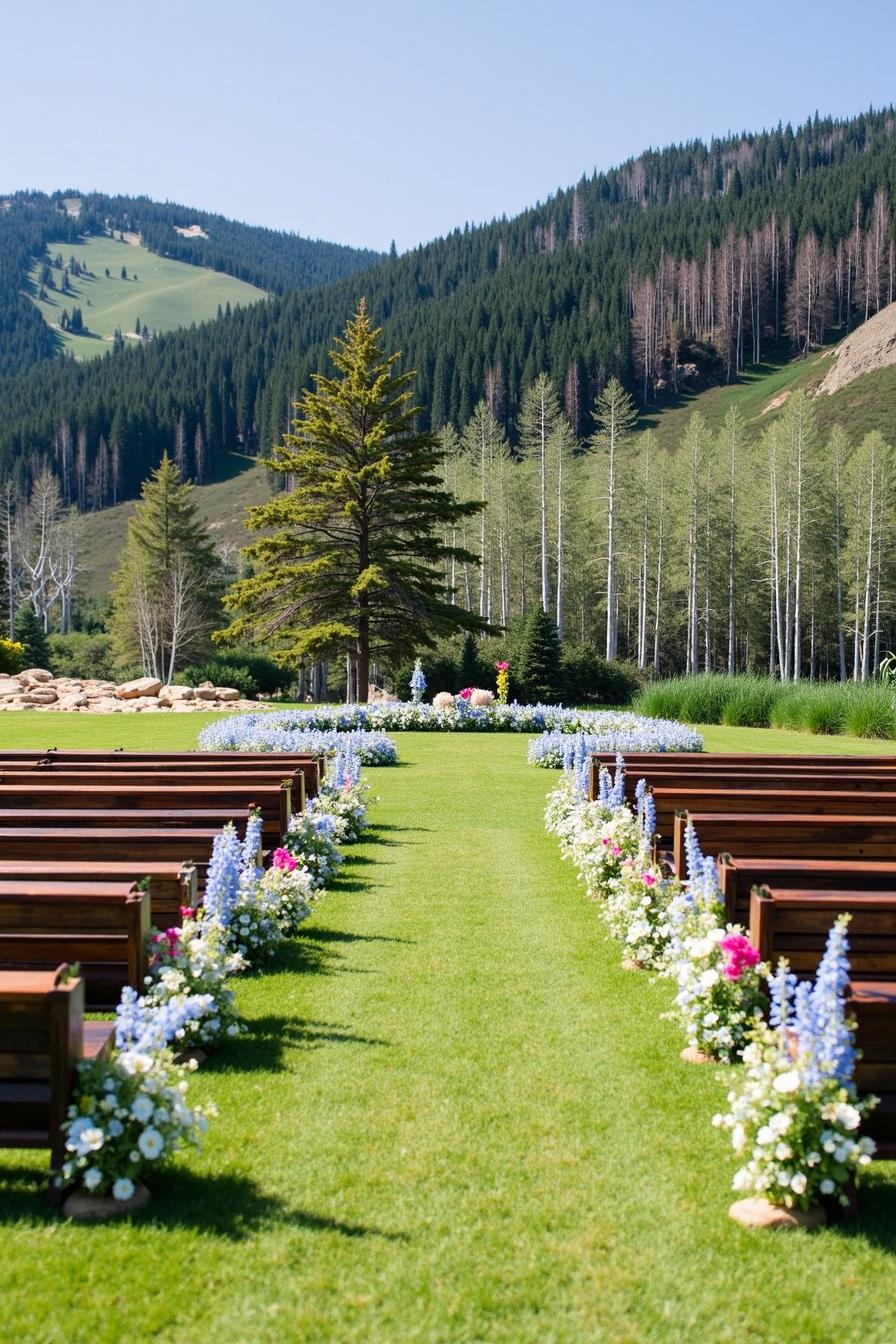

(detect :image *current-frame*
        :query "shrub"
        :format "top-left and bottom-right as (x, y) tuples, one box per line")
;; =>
(0, 637), (24, 675)
(844, 686), (896, 739)
(515, 607), (563, 704)
(560, 644), (640, 706)
(47, 632), (118, 682)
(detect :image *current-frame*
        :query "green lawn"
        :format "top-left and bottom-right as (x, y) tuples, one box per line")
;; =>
(1, 722), (895, 1343)
(27, 232), (266, 360)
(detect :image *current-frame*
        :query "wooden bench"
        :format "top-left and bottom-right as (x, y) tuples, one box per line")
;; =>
(0, 783), (293, 844)
(850, 982), (896, 1157)
(0, 965), (114, 1200)
(750, 886), (896, 977)
(590, 752), (896, 800)
(649, 786), (896, 845)
(0, 750), (325, 798)
(672, 812), (896, 879)
(0, 828), (252, 885)
(0, 767), (310, 813)
(0, 859), (196, 928)
(717, 857), (896, 926)
(0, 883), (150, 1009)
(0, 805), (282, 845)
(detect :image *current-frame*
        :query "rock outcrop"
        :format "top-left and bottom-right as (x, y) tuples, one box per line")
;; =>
(816, 300), (896, 396)
(0, 671), (256, 713)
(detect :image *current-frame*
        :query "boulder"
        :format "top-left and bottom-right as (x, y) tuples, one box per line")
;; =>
(115, 677), (162, 700)
(158, 685), (194, 705)
(192, 685), (217, 700)
(62, 1181), (151, 1222)
(0, 680), (24, 699)
(21, 668), (54, 683)
(19, 689), (58, 705)
(214, 687), (240, 701)
(57, 692), (89, 710)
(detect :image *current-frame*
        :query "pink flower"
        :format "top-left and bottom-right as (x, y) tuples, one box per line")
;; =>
(458, 687), (473, 700)
(272, 847), (297, 872)
(642, 871), (657, 887)
(720, 933), (760, 981)
(601, 837), (610, 846)
(495, 661), (509, 671)
(611, 844), (621, 857)
(179, 906), (195, 921)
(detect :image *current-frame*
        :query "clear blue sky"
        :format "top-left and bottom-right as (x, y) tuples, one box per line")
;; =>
(5, 1), (896, 253)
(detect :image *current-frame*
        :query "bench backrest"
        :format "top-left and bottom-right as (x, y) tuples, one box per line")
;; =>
(750, 885), (896, 977)
(650, 786), (896, 841)
(0, 885), (150, 1009)
(0, 860), (196, 926)
(673, 811), (896, 877)
(717, 856), (896, 925)
(0, 784), (292, 840)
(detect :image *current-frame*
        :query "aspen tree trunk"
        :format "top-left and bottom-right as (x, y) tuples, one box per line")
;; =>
(539, 390), (549, 613)
(727, 434), (736, 675)
(605, 411), (618, 660)
(652, 462), (666, 675)
(873, 523), (883, 674)
(861, 465), (876, 681)
(792, 417), (804, 681)
(555, 432), (564, 638)
(834, 444), (847, 681)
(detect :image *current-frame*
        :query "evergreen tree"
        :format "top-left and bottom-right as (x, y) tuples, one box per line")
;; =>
(219, 302), (485, 696)
(514, 606), (562, 704)
(458, 632), (481, 689)
(109, 454), (222, 681)
(14, 604), (51, 670)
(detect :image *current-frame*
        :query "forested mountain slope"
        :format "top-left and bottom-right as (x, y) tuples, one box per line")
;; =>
(0, 190), (383, 380)
(5, 109), (896, 504)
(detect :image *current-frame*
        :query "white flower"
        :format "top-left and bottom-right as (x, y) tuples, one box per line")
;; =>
(731, 1123), (746, 1152)
(131, 1094), (154, 1123)
(137, 1127), (165, 1160)
(113, 1177), (136, 1202)
(755, 1126), (775, 1147)
(834, 1103), (861, 1131)
(773, 1070), (801, 1095)
(699, 969), (719, 990)
(83, 1167), (103, 1191)
(774, 1142), (793, 1161)
(790, 1173), (807, 1195)
(76, 1127), (105, 1155)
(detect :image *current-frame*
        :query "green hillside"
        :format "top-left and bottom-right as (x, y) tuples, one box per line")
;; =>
(78, 451), (269, 596)
(28, 233), (267, 359)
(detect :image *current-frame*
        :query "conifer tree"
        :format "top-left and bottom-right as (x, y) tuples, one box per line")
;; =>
(514, 606), (562, 703)
(14, 604), (51, 670)
(219, 302), (485, 696)
(109, 454), (222, 681)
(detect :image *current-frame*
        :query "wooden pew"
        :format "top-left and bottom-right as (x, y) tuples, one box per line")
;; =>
(850, 982), (896, 1157)
(0, 828), (242, 883)
(717, 856), (896, 926)
(0, 859), (196, 928)
(0, 883), (150, 1009)
(0, 965), (114, 1199)
(749, 885), (896, 1157)
(0, 750), (325, 798)
(0, 783), (293, 844)
(672, 811), (896, 878)
(0, 767), (309, 813)
(590, 751), (896, 800)
(649, 786), (896, 845)
(0, 805), (282, 846)
(750, 886), (896, 977)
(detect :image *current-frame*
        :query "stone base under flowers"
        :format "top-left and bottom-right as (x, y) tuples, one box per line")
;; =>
(728, 1197), (826, 1230)
(620, 957), (646, 972)
(63, 1181), (151, 1222)
(680, 1045), (715, 1064)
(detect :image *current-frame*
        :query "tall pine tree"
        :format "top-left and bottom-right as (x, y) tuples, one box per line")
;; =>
(220, 302), (485, 695)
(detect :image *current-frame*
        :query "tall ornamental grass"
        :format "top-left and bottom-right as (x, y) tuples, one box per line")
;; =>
(633, 674), (896, 738)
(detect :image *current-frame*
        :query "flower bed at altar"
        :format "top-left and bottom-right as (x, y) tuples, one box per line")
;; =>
(199, 702), (702, 752)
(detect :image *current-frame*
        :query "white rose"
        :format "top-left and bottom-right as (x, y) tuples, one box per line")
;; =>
(773, 1070), (801, 1095)
(790, 1173), (807, 1195)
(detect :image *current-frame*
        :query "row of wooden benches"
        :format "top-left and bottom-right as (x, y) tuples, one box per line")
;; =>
(591, 749), (896, 1156)
(1, 748), (330, 1195)
(0, 749), (325, 1005)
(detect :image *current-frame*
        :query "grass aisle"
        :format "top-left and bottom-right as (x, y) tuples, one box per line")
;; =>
(1, 729), (895, 1343)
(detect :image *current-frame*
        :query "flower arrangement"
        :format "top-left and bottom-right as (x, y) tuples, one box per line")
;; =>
(198, 718), (398, 764)
(259, 850), (316, 934)
(409, 658), (426, 704)
(495, 660), (509, 705)
(714, 916), (877, 1212)
(283, 807), (343, 889)
(664, 824), (766, 1061)
(199, 703), (701, 743)
(58, 1046), (213, 1201)
(313, 746), (370, 842)
(468, 688), (494, 707)
(144, 914), (246, 1047)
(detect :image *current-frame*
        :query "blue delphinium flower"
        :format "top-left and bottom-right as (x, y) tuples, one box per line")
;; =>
(204, 823), (243, 928)
(240, 811), (264, 877)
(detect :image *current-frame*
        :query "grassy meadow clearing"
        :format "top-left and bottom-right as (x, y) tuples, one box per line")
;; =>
(27, 232), (266, 360)
(0, 717), (894, 1343)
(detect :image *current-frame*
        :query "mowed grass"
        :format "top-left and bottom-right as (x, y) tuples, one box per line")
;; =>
(0, 720), (894, 1343)
(27, 232), (266, 360)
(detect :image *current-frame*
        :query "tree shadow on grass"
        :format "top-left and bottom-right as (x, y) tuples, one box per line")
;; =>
(0, 1166), (407, 1240)
(207, 1012), (391, 1073)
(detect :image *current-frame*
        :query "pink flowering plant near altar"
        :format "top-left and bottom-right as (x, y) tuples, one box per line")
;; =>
(664, 824), (766, 1061)
(714, 915), (877, 1210)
